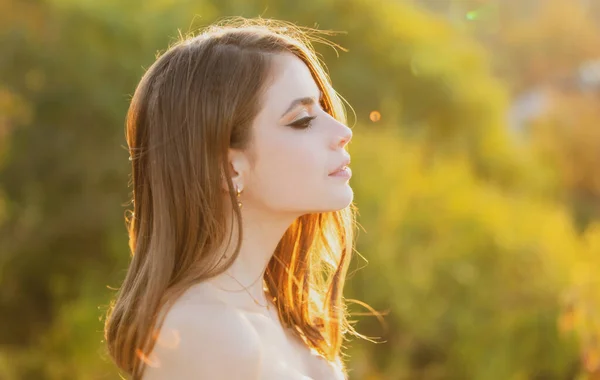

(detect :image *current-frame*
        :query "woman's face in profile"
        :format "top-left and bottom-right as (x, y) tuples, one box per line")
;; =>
(241, 52), (354, 216)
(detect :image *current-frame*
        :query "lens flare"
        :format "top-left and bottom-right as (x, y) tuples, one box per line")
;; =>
(369, 111), (381, 122)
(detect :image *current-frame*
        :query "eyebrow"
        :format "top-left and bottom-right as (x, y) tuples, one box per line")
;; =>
(281, 91), (323, 117)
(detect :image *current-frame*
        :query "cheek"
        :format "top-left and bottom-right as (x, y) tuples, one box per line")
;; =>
(251, 136), (325, 207)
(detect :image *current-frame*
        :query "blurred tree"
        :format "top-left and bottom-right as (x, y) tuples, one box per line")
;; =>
(0, 0), (598, 379)
(346, 128), (583, 379)
(436, 0), (600, 227)
(530, 91), (600, 228)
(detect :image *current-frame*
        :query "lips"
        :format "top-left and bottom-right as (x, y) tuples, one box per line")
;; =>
(329, 157), (351, 175)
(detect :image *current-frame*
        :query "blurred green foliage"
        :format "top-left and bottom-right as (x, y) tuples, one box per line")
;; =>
(1, 0), (599, 379)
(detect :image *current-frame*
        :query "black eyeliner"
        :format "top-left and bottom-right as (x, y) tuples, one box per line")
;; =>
(287, 116), (317, 128)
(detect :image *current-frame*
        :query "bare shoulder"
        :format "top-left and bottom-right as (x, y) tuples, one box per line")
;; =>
(142, 298), (263, 380)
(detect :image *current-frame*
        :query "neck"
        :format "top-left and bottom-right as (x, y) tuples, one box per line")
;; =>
(206, 201), (299, 309)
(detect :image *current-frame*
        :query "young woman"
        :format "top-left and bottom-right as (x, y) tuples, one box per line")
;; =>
(105, 17), (361, 379)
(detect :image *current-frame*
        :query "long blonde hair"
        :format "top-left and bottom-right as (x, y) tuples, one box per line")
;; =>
(105, 17), (361, 379)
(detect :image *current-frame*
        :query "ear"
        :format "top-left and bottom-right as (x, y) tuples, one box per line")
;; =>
(221, 149), (248, 193)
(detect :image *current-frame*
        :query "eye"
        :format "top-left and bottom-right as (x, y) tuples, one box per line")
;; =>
(287, 116), (317, 130)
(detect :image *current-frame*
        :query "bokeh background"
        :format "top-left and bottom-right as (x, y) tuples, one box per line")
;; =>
(2, 0), (600, 379)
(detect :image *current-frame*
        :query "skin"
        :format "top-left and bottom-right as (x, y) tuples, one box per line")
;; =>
(143, 52), (353, 380)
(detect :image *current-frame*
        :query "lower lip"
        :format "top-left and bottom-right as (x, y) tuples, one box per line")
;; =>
(329, 167), (352, 178)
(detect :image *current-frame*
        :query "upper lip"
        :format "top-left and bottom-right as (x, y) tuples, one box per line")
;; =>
(329, 156), (351, 175)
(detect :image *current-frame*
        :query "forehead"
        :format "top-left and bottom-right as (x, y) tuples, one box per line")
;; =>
(261, 53), (321, 108)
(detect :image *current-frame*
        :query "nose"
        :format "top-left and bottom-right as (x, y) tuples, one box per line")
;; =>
(331, 123), (353, 149)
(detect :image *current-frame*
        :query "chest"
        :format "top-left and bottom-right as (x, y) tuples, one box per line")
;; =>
(245, 312), (346, 380)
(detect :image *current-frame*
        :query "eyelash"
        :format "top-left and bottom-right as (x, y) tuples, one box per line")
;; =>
(288, 116), (317, 130)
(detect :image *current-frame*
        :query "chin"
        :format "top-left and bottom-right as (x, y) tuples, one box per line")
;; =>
(325, 186), (354, 211)
(294, 185), (354, 214)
